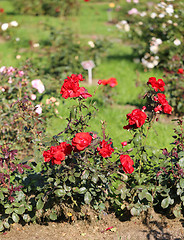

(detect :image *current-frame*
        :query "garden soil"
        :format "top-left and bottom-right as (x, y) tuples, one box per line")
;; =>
(1, 211), (184, 240)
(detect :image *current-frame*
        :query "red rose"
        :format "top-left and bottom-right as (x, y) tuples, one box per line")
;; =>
(43, 149), (52, 163)
(119, 155), (134, 174)
(154, 105), (162, 113)
(79, 87), (92, 99)
(162, 103), (172, 114)
(59, 142), (72, 155)
(100, 79), (109, 85)
(108, 78), (118, 87)
(123, 109), (147, 130)
(43, 142), (72, 165)
(147, 77), (165, 92)
(72, 132), (92, 151)
(121, 141), (127, 147)
(0, 8), (4, 13)
(60, 74), (92, 99)
(97, 140), (114, 158)
(157, 93), (172, 114)
(60, 77), (80, 99)
(51, 145), (66, 165)
(98, 78), (118, 87)
(157, 93), (167, 105)
(177, 68), (184, 74)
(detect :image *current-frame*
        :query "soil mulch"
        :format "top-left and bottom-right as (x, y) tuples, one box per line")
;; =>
(1, 211), (184, 240)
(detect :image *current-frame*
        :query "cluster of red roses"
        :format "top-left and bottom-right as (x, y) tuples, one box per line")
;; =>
(60, 74), (92, 99)
(147, 77), (172, 114)
(43, 131), (134, 174)
(98, 78), (118, 88)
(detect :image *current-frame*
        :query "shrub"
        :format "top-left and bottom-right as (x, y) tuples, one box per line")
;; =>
(0, 72), (183, 233)
(12, 0), (80, 17)
(29, 26), (111, 81)
(116, 0), (184, 70)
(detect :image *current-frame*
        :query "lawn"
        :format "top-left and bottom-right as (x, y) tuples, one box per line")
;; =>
(0, 0), (175, 150)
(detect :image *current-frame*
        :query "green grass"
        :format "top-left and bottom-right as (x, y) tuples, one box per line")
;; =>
(0, 0), (176, 151)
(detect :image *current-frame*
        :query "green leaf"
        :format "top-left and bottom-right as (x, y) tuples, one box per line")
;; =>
(69, 175), (75, 183)
(99, 175), (107, 183)
(0, 222), (4, 231)
(5, 208), (13, 214)
(64, 184), (71, 192)
(72, 187), (79, 192)
(130, 207), (141, 216)
(36, 199), (44, 210)
(27, 205), (32, 211)
(50, 213), (57, 221)
(161, 197), (170, 208)
(23, 214), (31, 222)
(173, 209), (181, 218)
(4, 221), (10, 229)
(15, 206), (25, 215)
(54, 189), (66, 197)
(180, 179), (184, 188)
(74, 172), (81, 177)
(145, 193), (153, 202)
(179, 157), (184, 168)
(99, 203), (106, 211)
(0, 191), (4, 200)
(82, 170), (89, 180)
(115, 199), (121, 206)
(84, 192), (92, 204)
(92, 174), (98, 184)
(78, 187), (87, 194)
(12, 213), (20, 223)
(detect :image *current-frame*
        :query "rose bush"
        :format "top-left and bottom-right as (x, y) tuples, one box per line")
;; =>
(0, 72), (183, 233)
(116, 0), (184, 70)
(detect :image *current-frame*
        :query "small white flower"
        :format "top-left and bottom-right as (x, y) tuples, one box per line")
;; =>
(174, 14), (179, 18)
(88, 41), (95, 48)
(10, 21), (18, 27)
(150, 12), (157, 18)
(167, 20), (172, 24)
(15, 37), (20, 41)
(31, 79), (45, 93)
(162, 23), (166, 28)
(8, 77), (13, 83)
(35, 105), (42, 115)
(155, 38), (162, 45)
(30, 94), (36, 100)
(1, 23), (9, 31)
(139, 11), (147, 17)
(159, 13), (165, 18)
(165, 5), (174, 15)
(124, 24), (130, 32)
(16, 55), (21, 59)
(33, 43), (39, 48)
(150, 45), (159, 54)
(120, 20), (127, 25)
(0, 66), (6, 73)
(174, 39), (181, 46)
(153, 59), (159, 66)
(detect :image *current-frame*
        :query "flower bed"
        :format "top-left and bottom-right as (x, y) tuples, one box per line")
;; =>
(0, 72), (183, 233)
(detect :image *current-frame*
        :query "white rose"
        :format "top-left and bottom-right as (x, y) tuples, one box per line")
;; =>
(1, 23), (9, 31)
(174, 39), (181, 46)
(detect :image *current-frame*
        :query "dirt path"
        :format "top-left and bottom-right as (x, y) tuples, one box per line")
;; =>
(1, 212), (184, 240)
